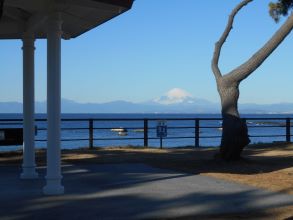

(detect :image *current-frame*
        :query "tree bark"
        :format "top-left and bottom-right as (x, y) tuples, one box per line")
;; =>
(211, 0), (293, 161)
(217, 78), (250, 161)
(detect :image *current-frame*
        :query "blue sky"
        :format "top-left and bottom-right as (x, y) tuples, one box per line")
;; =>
(0, 0), (292, 104)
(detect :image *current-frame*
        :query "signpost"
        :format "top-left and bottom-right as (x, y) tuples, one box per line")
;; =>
(156, 120), (167, 149)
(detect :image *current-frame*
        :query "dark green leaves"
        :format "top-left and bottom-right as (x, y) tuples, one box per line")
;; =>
(269, 0), (293, 22)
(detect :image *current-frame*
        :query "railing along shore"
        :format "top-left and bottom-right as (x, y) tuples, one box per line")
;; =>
(0, 117), (292, 148)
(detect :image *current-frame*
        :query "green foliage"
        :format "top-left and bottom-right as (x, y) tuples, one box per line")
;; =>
(269, 0), (293, 22)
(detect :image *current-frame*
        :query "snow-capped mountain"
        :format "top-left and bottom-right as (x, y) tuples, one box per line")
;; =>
(153, 88), (193, 105)
(0, 88), (292, 113)
(152, 88), (213, 106)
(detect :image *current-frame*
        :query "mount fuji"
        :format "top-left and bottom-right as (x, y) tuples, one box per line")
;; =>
(151, 88), (213, 106)
(0, 88), (292, 113)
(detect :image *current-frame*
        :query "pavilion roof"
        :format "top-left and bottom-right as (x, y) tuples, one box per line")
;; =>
(0, 0), (134, 39)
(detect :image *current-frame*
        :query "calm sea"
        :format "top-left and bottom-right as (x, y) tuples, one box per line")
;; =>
(0, 113), (292, 151)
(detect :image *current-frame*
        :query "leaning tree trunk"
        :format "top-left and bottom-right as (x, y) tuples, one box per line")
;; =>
(211, 0), (293, 161)
(217, 79), (250, 161)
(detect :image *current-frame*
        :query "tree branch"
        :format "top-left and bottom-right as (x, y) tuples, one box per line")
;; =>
(226, 11), (293, 82)
(212, 0), (253, 81)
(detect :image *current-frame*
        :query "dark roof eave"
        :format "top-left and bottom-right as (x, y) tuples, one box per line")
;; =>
(92, 0), (134, 9)
(0, 0), (135, 39)
(0, 0), (4, 20)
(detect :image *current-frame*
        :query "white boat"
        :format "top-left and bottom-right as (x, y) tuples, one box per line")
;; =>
(111, 127), (128, 136)
(111, 128), (128, 132)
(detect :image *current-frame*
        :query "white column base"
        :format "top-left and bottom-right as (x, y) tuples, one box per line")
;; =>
(43, 177), (64, 195)
(20, 166), (38, 179)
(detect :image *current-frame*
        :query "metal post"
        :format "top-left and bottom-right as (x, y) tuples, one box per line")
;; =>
(286, 118), (291, 143)
(160, 137), (163, 149)
(195, 119), (199, 147)
(89, 119), (94, 149)
(144, 119), (148, 147)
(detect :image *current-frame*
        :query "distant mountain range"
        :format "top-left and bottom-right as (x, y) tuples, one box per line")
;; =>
(0, 88), (292, 114)
(1, 99), (293, 114)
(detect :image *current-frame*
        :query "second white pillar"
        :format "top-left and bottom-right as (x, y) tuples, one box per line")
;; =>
(43, 13), (64, 195)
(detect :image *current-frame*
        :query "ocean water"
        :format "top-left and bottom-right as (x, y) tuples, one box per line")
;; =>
(0, 113), (292, 151)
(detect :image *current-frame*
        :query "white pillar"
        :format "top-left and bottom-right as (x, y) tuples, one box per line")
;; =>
(21, 34), (38, 179)
(43, 13), (64, 195)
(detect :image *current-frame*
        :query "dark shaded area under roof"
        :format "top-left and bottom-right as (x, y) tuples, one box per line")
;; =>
(0, 0), (134, 39)
(94, 0), (134, 8)
(0, 0), (4, 19)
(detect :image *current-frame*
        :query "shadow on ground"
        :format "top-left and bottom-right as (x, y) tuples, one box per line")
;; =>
(67, 143), (293, 176)
(0, 143), (292, 176)
(0, 163), (292, 220)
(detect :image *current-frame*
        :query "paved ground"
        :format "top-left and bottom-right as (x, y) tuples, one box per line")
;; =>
(0, 163), (293, 220)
